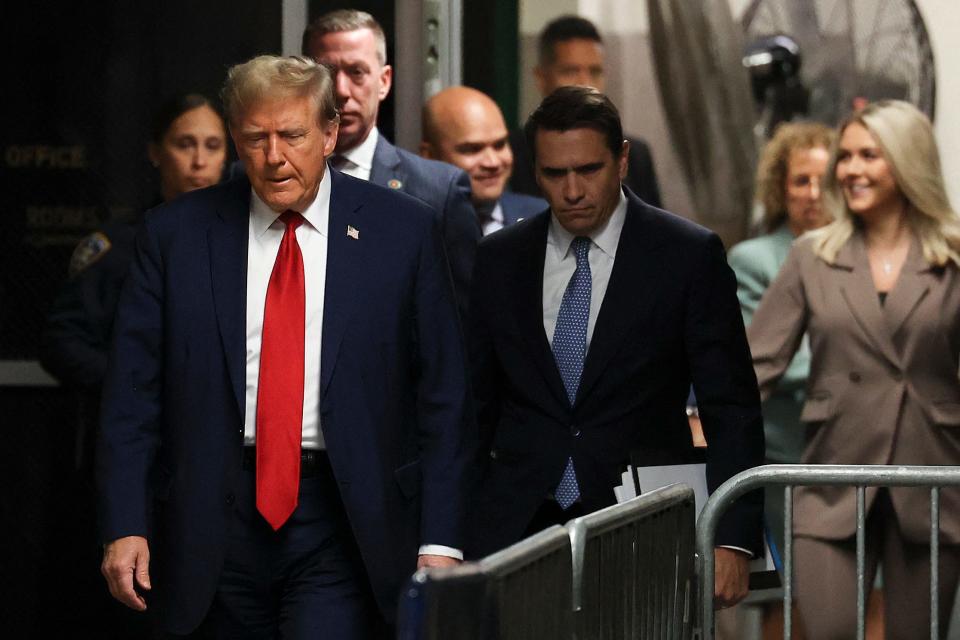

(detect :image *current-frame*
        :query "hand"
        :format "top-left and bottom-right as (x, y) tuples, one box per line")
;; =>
(101, 535), (151, 611)
(417, 554), (461, 570)
(713, 547), (749, 609)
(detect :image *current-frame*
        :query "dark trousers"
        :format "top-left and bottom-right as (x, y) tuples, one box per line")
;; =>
(178, 455), (382, 640)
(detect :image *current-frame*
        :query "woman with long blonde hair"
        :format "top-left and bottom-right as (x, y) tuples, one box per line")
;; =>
(747, 100), (960, 638)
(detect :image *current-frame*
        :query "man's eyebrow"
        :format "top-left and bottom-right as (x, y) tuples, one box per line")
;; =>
(539, 161), (604, 173)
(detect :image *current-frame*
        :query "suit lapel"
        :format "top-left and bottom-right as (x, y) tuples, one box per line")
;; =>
(369, 135), (408, 190)
(577, 196), (660, 403)
(208, 179), (252, 417)
(836, 233), (902, 368)
(884, 237), (931, 338)
(513, 213), (570, 408)
(320, 171), (365, 397)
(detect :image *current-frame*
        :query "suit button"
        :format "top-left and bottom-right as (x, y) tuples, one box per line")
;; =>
(892, 371), (903, 382)
(225, 493), (235, 506)
(570, 425), (581, 437)
(489, 449), (498, 460)
(849, 372), (862, 383)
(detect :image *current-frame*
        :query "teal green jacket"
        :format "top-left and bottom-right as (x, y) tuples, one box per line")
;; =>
(728, 224), (809, 463)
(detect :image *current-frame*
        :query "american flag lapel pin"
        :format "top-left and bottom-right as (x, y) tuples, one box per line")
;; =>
(347, 225), (359, 240)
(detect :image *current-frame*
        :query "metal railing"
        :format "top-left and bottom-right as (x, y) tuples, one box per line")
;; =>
(399, 484), (697, 639)
(694, 464), (960, 640)
(568, 484), (696, 639)
(401, 525), (573, 639)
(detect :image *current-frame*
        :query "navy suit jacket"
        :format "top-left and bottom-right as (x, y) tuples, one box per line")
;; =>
(498, 190), (547, 227)
(468, 188), (763, 556)
(97, 171), (473, 633)
(370, 135), (480, 317)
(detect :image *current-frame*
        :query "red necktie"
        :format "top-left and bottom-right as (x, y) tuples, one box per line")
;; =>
(256, 210), (305, 530)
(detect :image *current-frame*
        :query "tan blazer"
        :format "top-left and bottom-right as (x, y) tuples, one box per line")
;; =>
(748, 231), (960, 544)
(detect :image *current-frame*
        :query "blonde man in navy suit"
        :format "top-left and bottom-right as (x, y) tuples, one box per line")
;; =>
(98, 56), (471, 639)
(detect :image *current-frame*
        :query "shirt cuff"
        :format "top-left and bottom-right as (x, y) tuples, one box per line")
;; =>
(418, 544), (464, 561)
(718, 545), (753, 558)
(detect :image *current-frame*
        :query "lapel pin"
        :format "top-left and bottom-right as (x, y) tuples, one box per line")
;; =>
(387, 178), (403, 190)
(347, 225), (360, 240)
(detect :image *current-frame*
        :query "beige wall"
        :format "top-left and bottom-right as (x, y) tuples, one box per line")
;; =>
(518, 0), (960, 224)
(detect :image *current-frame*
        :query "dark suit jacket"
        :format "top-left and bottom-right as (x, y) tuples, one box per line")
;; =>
(96, 171), (473, 633)
(370, 135), (481, 317)
(508, 128), (662, 208)
(468, 188), (763, 556)
(498, 190), (547, 227)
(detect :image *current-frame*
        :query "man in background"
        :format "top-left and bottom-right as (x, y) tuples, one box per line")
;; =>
(302, 9), (479, 314)
(421, 86), (545, 235)
(509, 15), (662, 208)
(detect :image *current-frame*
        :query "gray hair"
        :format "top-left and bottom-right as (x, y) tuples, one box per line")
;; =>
(302, 9), (387, 66)
(221, 55), (339, 127)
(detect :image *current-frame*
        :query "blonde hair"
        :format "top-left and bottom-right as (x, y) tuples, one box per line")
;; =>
(221, 55), (339, 128)
(755, 121), (834, 232)
(813, 100), (960, 267)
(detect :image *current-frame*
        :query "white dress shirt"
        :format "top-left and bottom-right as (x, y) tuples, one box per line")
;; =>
(333, 127), (379, 181)
(242, 167), (461, 560)
(481, 201), (505, 236)
(244, 170), (330, 449)
(543, 190), (627, 346)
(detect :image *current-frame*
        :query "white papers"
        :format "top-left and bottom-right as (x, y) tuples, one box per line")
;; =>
(614, 463), (708, 517)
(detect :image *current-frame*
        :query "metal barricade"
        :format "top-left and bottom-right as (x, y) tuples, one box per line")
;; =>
(568, 484), (697, 639)
(400, 525), (573, 639)
(694, 464), (960, 640)
(399, 484), (697, 639)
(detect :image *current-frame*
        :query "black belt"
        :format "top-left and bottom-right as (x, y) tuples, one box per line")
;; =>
(241, 446), (331, 478)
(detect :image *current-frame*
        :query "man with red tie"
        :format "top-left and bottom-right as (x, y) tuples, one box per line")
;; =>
(97, 56), (472, 639)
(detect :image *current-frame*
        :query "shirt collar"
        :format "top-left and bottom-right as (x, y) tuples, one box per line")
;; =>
(250, 166), (332, 238)
(491, 201), (504, 225)
(339, 126), (379, 171)
(547, 187), (628, 260)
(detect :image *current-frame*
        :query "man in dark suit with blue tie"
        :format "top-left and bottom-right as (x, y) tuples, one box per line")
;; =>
(302, 9), (479, 316)
(97, 56), (472, 638)
(420, 85), (546, 235)
(469, 86), (764, 609)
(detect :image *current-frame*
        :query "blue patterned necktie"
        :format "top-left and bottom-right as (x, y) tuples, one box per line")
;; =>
(552, 236), (591, 509)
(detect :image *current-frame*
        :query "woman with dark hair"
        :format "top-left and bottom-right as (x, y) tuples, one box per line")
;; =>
(748, 100), (960, 638)
(43, 94), (227, 388)
(38, 91), (228, 638)
(148, 93), (227, 204)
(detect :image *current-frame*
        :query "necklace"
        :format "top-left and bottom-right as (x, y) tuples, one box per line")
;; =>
(881, 258), (893, 275)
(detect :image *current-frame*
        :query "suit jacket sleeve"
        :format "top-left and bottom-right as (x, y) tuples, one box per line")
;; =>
(746, 243), (810, 401)
(685, 233), (765, 553)
(41, 262), (113, 390)
(95, 218), (165, 543)
(414, 214), (476, 548)
(441, 170), (481, 319)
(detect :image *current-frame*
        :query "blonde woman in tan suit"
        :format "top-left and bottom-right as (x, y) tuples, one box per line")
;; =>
(747, 100), (960, 639)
